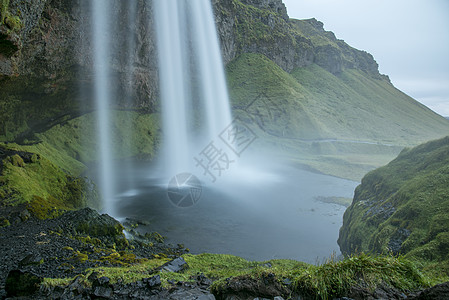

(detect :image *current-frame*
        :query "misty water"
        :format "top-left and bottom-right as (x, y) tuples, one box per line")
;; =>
(106, 159), (358, 264)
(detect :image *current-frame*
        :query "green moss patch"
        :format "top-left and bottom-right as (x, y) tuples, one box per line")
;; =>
(294, 253), (429, 299)
(0, 144), (97, 218)
(12, 111), (160, 176)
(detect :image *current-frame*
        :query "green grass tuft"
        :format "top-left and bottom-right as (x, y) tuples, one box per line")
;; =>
(295, 253), (430, 299)
(42, 253), (433, 299)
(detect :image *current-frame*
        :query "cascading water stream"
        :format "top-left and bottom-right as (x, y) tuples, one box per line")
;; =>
(189, 1), (233, 139)
(154, 0), (192, 176)
(92, 0), (115, 216)
(153, 0), (233, 178)
(121, 0), (139, 193)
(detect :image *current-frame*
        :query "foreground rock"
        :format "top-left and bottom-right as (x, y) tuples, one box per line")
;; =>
(1, 207), (447, 299)
(213, 273), (291, 300)
(34, 274), (216, 300)
(0, 207), (186, 297)
(409, 282), (449, 300)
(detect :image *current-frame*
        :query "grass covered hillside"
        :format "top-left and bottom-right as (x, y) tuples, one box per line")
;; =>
(0, 111), (160, 221)
(226, 52), (449, 180)
(228, 53), (449, 144)
(338, 136), (449, 279)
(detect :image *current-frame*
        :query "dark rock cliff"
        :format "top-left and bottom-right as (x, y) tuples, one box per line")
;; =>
(1, 0), (158, 109)
(0, 0), (384, 141)
(214, 0), (313, 71)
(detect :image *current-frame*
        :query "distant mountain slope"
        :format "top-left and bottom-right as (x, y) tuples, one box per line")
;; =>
(228, 53), (449, 144)
(226, 53), (449, 179)
(290, 64), (449, 145)
(338, 136), (449, 276)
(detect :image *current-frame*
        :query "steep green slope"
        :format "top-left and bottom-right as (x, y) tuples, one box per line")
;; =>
(292, 64), (449, 145)
(228, 52), (449, 144)
(227, 53), (327, 139)
(338, 136), (449, 278)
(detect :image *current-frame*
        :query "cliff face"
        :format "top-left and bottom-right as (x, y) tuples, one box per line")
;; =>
(0, 0), (387, 142)
(214, 0), (382, 76)
(1, 0), (158, 108)
(213, 0), (308, 71)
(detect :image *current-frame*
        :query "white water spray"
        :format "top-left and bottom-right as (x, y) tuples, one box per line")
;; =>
(92, 0), (115, 216)
(189, 1), (232, 139)
(154, 0), (233, 177)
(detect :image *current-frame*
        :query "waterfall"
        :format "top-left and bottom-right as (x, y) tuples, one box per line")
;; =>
(189, 1), (232, 140)
(91, 0), (115, 216)
(121, 0), (138, 192)
(153, 0), (233, 177)
(90, 0), (233, 214)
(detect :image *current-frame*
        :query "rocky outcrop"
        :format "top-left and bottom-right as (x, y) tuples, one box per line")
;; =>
(214, 0), (315, 71)
(0, 0), (160, 141)
(241, 0), (288, 21)
(213, 2), (383, 75)
(409, 281), (449, 300)
(290, 18), (383, 76)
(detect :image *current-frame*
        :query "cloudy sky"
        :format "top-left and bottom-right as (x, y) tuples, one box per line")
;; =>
(282, 0), (449, 117)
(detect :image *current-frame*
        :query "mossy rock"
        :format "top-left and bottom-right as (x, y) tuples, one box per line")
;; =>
(71, 251), (88, 263)
(0, 144), (99, 218)
(144, 232), (165, 243)
(27, 195), (68, 220)
(0, 216), (10, 227)
(9, 154), (24, 167)
(57, 207), (128, 250)
(4, 14), (22, 31)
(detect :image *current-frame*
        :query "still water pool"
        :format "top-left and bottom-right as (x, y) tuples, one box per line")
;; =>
(111, 161), (359, 264)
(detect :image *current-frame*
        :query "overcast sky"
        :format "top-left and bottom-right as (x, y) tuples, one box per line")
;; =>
(282, 0), (449, 117)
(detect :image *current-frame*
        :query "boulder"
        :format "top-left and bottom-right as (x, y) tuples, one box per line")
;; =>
(5, 269), (43, 297)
